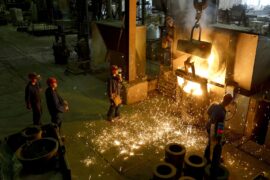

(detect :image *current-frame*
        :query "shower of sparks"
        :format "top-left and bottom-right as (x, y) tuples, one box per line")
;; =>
(77, 96), (207, 162)
(72, 96), (269, 180)
(80, 156), (96, 167)
(224, 152), (258, 179)
(91, 114), (206, 157)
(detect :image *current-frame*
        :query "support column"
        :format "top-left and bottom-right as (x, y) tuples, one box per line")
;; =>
(107, 0), (112, 19)
(125, 0), (137, 82)
(123, 0), (148, 105)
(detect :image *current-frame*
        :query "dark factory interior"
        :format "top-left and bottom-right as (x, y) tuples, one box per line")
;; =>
(0, 0), (270, 179)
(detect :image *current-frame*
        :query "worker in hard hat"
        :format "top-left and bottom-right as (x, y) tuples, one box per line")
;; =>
(204, 93), (234, 178)
(25, 72), (42, 125)
(107, 65), (123, 121)
(45, 77), (69, 131)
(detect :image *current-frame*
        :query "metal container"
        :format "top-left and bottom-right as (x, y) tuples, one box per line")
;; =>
(16, 137), (59, 171)
(147, 23), (160, 40)
(165, 143), (186, 177)
(184, 154), (207, 180)
(153, 162), (177, 180)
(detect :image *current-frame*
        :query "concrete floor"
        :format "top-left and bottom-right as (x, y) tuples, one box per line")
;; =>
(0, 25), (270, 180)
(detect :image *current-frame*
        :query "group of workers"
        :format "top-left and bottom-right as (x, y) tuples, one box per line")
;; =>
(24, 65), (233, 179)
(25, 73), (68, 132)
(24, 65), (122, 128)
(106, 64), (234, 178)
(107, 64), (234, 178)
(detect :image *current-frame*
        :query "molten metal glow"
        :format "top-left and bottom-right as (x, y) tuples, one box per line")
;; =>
(177, 76), (203, 96)
(177, 47), (225, 95)
(183, 81), (203, 95)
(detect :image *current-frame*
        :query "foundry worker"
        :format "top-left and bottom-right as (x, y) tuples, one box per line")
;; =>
(25, 72), (42, 125)
(107, 65), (123, 121)
(45, 77), (69, 131)
(204, 93), (233, 177)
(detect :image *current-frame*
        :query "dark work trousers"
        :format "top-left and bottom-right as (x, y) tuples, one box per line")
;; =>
(107, 99), (120, 120)
(51, 113), (63, 132)
(204, 132), (223, 179)
(32, 104), (42, 125)
(210, 143), (222, 179)
(204, 133), (223, 160)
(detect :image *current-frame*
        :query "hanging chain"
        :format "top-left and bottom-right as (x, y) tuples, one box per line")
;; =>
(190, 0), (208, 40)
(193, 0), (207, 28)
(194, 8), (202, 28)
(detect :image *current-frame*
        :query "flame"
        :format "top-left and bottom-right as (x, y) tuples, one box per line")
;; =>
(177, 76), (184, 86)
(177, 77), (203, 96)
(177, 47), (225, 95)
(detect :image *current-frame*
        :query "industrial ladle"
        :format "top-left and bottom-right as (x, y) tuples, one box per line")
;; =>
(177, 0), (212, 59)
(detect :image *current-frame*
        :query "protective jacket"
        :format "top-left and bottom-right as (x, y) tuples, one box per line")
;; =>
(45, 87), (65, 118)
(25, 82), (41, 108)
(107, 76), (121, 98)
(206, 103), (226, 136)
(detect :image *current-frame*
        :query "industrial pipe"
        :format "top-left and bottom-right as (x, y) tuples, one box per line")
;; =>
(165, 143), (186, 177)
(153, 162), (177, 180)
(183, 153), (207, 180)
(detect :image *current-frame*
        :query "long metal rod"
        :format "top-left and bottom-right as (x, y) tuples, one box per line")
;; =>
(175, 69), (225, 88)
(208, 80), (225, 88)
(176, 69), (208, 84)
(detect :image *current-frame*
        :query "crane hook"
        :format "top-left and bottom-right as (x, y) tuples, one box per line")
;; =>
(193, 0), (208, 11)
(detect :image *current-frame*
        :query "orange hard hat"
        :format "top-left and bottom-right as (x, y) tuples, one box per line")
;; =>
(111, 65), (118, 71)
(47, 77), (57, 86)
(111, 65), (119, 75)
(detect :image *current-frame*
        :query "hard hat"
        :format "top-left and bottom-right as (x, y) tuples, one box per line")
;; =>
(47, 77), (57, 86)
(111, 65), (118, 71)
(111, 65), (119, 75)
(28, 72), (39, 80)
